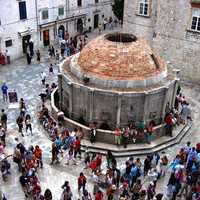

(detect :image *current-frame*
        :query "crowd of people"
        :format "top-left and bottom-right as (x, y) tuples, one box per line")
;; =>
(0, 24), (197, 200)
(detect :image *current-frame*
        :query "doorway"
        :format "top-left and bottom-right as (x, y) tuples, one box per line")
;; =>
(22, 35), (31, 53)
(58, 25), (65, 39)
(94, 14), (99, 29)
(77, 18), (83, 33)
(43, 30), (50, 46)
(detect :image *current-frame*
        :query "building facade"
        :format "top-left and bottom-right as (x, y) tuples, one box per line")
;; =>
(0, 0), (114, 60)
(38, 0), (114, 47)
(0, 0), (38, 59)
(123, 0), (200, 82)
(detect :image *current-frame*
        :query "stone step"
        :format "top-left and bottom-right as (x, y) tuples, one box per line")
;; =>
(81, 124), (192, 157)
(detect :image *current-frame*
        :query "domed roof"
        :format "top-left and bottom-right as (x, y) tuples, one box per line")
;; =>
(78, 32), (167, 81)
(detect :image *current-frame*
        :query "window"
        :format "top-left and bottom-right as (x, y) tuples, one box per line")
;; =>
(95, 0), (99, 3)
(19, 1), (27, 20)
(138, 0), (149, 16)
(5, 39), (12, 47)
(191, 9), (200, 31)
(58, 7), (64, 16)
(77, 0), (82, 7)
(42, 10), (49, 20)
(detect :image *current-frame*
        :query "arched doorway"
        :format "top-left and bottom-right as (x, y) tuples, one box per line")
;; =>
(58, 25), (65, 39)
(77, 18), (83, 33)
(94, 14), (99, 29)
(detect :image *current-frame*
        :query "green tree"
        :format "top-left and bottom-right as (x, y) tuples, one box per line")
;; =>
(112, 0), (124, 21)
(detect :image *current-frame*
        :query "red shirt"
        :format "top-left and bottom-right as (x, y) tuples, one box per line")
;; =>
(165, 115), (173, 125)
(78, 175), (86, 185)
(96, 155), (102, 167)
(95, 193), (103, 200)
(114, 128), (121, 136)
(75, 139), (81, 149)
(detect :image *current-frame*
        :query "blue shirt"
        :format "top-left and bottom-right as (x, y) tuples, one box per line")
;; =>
(1, 84), (8, 94)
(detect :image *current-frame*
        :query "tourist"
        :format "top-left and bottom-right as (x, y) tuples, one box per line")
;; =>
(51, 142), (59, 164)
(13, 145), (22, 172)
(0, 125), (6, 146)
(84, 148), (90, 169)
(1, 82), (8, 102)
(5, 50), (10, 64)
(36, 50), (41, 62)
(25, 114), (32, 135)
(114, 126), (121, 146)
(130, 179), (142, 200)
(74, 136), (81, 159)
(29, 39), (34, 57)
(165, 113), (173, 137)
(146, 121), (155, 144)
(26, 52), (31, 65)
(82, 189), (92, 200)
(98, 23), (102, 34)
(119, 181), (130, 199)
(41, 71), (47, 86)
(55, 50), (59, 63)
(1, 109), (7, 131)
(19, 98), (26, 117)
(78, 172), (87, 192)
(44, 188), (52, 200)
(122, 127), (129, 148)
(106, 150), (114, 168)
(108, 17), (113, 30)
(144, 155), (151, 176)
(60, 185), (73, 200)
(90, 125), (96, 144)
(51, 45), (55, 57)
(16, 114), (23, 137)
(147, 182), (156, 200)
(49, 63), (54, 75)
(0, 156), (11, 181)
(103, 18), (107, 30)
(65, 144), (76, 165)
(95, 190), (103, 200)
(0, 51), (6, 65)
(34, 145), (43, 168)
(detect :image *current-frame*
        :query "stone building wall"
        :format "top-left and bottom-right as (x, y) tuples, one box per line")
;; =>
(123, 0), (200, 82)
(0, 0), (113, 60)
(0, 0), (37, 60)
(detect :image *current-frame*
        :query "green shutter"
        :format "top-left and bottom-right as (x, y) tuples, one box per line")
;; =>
(58, 7), (64, 16)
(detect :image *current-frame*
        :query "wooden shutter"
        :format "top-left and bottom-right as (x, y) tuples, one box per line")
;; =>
(19, 1), (27, 20)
